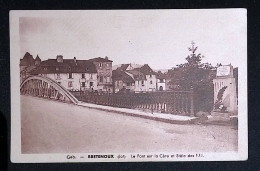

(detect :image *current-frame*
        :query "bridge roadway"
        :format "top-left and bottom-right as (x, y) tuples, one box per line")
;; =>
(21, 95), (238, 153)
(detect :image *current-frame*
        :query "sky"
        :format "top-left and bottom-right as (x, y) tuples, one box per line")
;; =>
(19, 10), (247, 70)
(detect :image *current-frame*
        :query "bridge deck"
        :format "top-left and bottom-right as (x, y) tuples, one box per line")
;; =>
(21, 95), (238, 153)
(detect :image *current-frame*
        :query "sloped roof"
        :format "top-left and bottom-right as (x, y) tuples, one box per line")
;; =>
(112, 70), (134, 83)
(35, 55), (41, 61)
(116, 64), (129, 71)
(31, 59), (97, 74)
(87, 57), (113, 62)
(139, 64), (156, 75)
(126, 70), (146, 80)
(20, 52), (35, 66)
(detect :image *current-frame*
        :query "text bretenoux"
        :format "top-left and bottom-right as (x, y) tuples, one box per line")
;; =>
(88, 155), (114, 158)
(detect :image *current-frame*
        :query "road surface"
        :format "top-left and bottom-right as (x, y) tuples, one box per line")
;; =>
(21, 95), (237, 153)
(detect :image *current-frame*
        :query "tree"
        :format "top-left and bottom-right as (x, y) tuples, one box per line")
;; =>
(169, 41), (215, 112)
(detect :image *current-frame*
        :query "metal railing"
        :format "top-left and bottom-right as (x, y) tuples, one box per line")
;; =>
(72, 89), (195, 116)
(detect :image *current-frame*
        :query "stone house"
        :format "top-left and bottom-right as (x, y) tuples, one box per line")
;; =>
(112, 69), (135, 93)
(31, 55), (98, 92)
(88, 57), (113, 93)
(113, 64), (157, 92)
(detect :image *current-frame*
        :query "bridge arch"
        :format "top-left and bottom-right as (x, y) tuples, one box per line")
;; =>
(20, 75), (79, 104)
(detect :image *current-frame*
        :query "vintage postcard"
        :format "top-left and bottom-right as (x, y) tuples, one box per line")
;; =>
(10, 9), (247, 162)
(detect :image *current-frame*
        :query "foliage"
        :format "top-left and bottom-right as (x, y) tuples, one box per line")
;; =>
(217, 86), (227, 102)
(214, 86), (228, 111)
(168, 41), (216, 112)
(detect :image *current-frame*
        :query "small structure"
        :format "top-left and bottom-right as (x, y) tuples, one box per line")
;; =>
(156, 71), (166, 91)
(212, 64), (238, 119)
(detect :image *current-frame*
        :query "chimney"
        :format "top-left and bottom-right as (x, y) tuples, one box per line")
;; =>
(74, 57), (77, 65)
(57, 55), (63, 63)
(105, 56), (108, 60)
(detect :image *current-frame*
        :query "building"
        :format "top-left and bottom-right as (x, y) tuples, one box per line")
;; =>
(113, 63), (157, 92)
(155, 71), (166, 91)
(88, 57), (113, 93)
(112, 70), (135, 93)
(31, 55), (98, 92)
(34, 55), (42, 66)
(20, 52), (41, 83)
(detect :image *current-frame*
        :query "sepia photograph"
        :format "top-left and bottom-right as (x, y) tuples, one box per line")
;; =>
(10, 9), (247, 162)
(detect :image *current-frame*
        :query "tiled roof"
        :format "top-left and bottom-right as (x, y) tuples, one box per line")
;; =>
(125, 70), (146, 80)
(116, 64), (129, 71)
(88, 57), (113, 62)
(139, 64), (156, 75)
(112, 70), (134, 83)
(35, 55), (41, 61)
(31, 59), (97, 74)
(20, 52), (35, 66)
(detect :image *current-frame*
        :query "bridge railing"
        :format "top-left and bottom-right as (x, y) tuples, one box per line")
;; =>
(72, 89), (195, 116)
(20, 75), (79, 104)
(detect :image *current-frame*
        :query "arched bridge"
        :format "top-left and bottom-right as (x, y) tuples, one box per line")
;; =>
(20, 75), (79, 104)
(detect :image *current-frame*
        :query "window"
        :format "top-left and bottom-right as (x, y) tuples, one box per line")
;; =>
(81, 82), (86, 87)
(150, 74), (152, 78)
(150, 80), (153, 84)
(99, 63), (102, 68)
(56, 73), (61, 79)
(68, 81), (73, 87)
(90, 82), (93, 87)
(100, 76), (103, 82)
(82, 73), (85, 79)
(106, 63), (110, 69)
(159, 79), (163, 83)
(56, 67), (59, 71)
(141, 80), (144, 86)
(44, 67), (47, 71)
(90, 74), (93, 79)
(68, 73), (73, 79)
(107, 76), (110, 82)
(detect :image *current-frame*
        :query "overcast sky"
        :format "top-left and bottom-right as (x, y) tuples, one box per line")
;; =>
(19, 10), (246, 70)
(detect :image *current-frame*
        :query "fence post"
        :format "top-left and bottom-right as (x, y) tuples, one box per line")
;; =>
(190, 86), (195, 117)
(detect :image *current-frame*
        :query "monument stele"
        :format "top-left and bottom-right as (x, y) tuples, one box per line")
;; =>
(212, 64), (238, 116)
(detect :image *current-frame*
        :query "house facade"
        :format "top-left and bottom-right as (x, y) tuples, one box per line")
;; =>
(113, 63), (157, 93)
(31, 55), (98, 91)
(112, 70), (135, 93)
(88, 57), (113, 93)
(156, 71), (166, 91)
